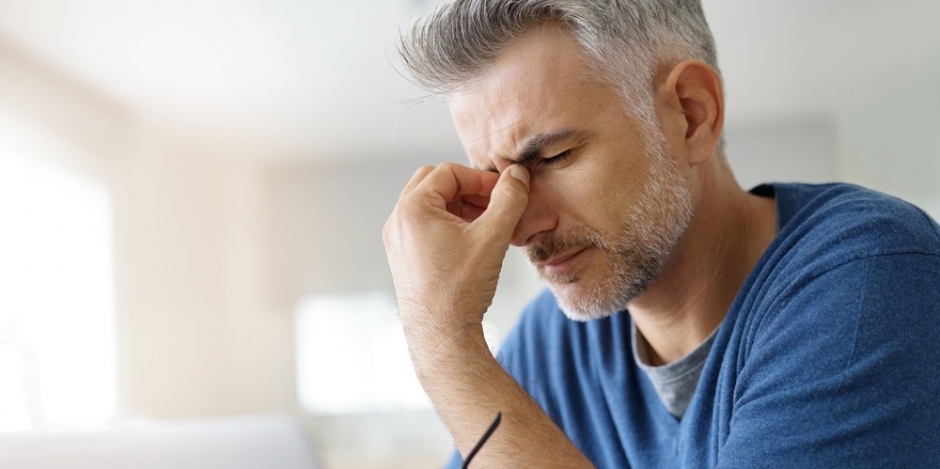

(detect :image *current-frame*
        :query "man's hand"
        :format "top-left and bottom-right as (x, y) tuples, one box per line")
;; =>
(382, 162), (595, 468)
(383, 162), (530, 346)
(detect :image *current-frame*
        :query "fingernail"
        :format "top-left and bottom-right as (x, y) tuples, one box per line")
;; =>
(509, 165), (529, 188)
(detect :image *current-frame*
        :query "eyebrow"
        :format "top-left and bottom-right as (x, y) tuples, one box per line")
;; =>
(483, 128), (581, 173)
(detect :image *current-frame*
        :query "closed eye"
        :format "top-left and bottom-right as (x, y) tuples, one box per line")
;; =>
(543, 150), (571, 165)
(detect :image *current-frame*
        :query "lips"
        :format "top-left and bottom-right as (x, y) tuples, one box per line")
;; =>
(538, 248), (587, 272)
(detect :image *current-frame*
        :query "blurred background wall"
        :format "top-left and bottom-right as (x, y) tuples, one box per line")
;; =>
(0, 1), (938, 469)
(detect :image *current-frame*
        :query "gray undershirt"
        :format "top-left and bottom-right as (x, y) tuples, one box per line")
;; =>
(632, 321), (720, 419)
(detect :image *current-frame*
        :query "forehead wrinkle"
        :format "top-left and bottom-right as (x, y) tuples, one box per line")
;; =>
(479, 93), (585, 171)
(463, 123), (516, 170)
(469, 118), (531, 172)
(457, 95), (528, 171)
(457, 78), (586, 173)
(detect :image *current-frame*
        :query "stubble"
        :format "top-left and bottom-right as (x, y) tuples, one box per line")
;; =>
(527, 133), (693, 321)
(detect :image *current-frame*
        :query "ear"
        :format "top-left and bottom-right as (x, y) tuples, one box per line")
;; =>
(656, 60), (724, 166)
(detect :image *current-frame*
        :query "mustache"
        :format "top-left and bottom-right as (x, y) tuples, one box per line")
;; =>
(526, 228), (604, 264)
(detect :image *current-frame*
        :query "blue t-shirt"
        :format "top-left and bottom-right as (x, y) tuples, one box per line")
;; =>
(444, 183), (940, 468)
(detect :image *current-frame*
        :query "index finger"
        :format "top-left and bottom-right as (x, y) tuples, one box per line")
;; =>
(414, 163), (501, 209)
(400, 165), (436, 197)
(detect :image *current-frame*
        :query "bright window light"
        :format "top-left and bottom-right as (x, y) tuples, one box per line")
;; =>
(294, 291), (430, 414)
(0, 153), (117, 431)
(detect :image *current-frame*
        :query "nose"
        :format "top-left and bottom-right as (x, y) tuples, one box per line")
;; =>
(509, 182), (557, 246)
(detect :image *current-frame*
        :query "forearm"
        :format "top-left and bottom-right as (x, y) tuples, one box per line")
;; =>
(384, 164), (581, 465)
(407, 323), (594, 468)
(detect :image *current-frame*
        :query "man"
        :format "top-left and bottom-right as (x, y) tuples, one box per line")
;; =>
(382, 1), (940, 467)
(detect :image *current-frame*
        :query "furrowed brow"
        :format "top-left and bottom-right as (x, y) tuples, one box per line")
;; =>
(510, 128), (578, 169)
(477, 128), (580, 173)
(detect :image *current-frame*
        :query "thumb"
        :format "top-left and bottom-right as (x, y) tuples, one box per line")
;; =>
(475, 164), (530, 241)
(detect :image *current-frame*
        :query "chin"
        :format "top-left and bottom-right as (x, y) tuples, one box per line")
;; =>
(548, 279), (633, 322)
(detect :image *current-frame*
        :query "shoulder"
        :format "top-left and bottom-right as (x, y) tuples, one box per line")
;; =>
(730, 183), (940, 411)
(771, 183), (940, 265)
(743, 183), (940, 347)
(743, 183), (940, 316)
(715, 185), (940, 466)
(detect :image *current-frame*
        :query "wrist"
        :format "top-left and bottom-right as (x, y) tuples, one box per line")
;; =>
(404, 320), (491, 374)
(397, 295), (487, 350)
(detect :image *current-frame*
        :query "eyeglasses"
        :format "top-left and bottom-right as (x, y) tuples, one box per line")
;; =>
(460, 412), (502, 469)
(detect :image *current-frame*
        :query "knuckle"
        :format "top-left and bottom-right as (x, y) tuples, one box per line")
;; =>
(382, 214), (401, 248)
(382, 218), (392, 244)
(397, 195), (420, 216)
(395, 198), (428, 228)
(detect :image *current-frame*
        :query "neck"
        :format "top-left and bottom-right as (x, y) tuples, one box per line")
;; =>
(629, 164), (776, 366)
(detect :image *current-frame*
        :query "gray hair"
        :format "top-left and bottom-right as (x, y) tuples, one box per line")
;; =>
(399, 0), (724, 154)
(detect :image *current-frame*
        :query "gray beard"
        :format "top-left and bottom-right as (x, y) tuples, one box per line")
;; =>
(529, 136), (693, 322)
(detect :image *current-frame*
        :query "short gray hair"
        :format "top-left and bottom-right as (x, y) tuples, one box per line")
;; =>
(399, 0), (723, 153)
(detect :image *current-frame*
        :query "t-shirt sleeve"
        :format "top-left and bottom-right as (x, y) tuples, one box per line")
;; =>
(717, 252), (940, 468)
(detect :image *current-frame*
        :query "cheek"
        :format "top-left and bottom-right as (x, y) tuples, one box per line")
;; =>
(596, 151), (654, 209)
(534, 160), (651, 234)
(531, 170), (606, 228)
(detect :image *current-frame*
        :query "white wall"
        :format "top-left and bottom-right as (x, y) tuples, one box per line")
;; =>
(0, 38), (299, 422)
(0, 41), (129, 183)
(724, 120), (837, 190)
(113, 128), (297, 419)
(837, 60), (940, 218)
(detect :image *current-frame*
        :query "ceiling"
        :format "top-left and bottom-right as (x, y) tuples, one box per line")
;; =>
(0, 0), (937, 162)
